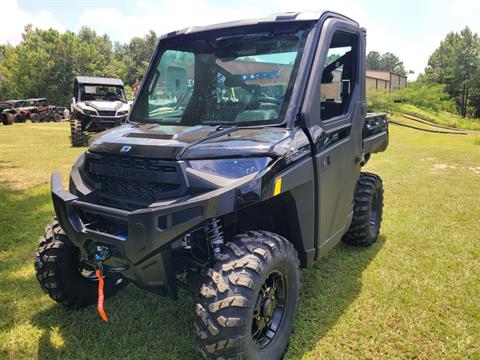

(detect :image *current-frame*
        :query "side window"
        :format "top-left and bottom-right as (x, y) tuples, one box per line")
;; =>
(148, 50), (194, 117)
(320, 30), (358, 121)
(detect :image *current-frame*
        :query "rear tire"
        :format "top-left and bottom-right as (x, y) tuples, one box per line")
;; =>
(34, 220), (126, 308)
(342, 172), (384, 246)
(30, 113), (40, 123)
(195, 231), (300, 360)
(70, 119), (84, 147)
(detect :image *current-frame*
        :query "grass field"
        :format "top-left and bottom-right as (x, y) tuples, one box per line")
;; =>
(0, 122), (479, 359)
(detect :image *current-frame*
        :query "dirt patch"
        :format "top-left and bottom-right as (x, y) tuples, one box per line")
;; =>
(430, 163), (480, 174)
(468, 166), (480, 174)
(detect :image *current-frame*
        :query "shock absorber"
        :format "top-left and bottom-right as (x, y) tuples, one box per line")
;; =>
(207, 218), (223, 254)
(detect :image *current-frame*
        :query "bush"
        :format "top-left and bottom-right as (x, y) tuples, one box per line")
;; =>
(390, 82), (456, 113)
(367, 82), (480, 130)
(367, 82), (456, 114)
(366, 89), (394, 113)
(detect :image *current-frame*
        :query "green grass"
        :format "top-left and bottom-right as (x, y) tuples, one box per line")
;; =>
(1, 122), (479, 359)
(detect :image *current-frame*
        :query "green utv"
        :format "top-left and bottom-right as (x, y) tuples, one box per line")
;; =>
(35, 11), (388, 360)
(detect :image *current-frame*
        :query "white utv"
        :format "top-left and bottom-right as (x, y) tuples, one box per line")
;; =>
(70, 76), (130, 147)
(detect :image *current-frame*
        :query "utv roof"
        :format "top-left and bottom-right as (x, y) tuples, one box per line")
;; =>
(0, 99), (24, 103)
(26, 98), (48, 101)
(160, 11), (358, 39)
(75, 76), (124, 86)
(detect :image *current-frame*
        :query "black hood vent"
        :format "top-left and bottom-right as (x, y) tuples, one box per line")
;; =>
(125, 132), (174, 140)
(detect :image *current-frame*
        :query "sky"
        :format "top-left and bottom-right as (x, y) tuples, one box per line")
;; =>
(1, 0), (480, 79)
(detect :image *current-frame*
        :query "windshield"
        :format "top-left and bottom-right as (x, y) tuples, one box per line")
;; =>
(131, 24), (312, 126)
(79, 85), (126, 102)
(36, 100), (49, 106)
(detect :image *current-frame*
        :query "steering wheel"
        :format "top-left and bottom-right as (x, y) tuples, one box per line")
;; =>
(103, 94), (122, 101)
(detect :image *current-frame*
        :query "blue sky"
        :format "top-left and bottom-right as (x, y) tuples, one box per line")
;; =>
(2, 0), (480, 79)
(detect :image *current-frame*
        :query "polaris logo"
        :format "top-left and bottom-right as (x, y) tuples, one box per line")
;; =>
(120, 146), (131, 153)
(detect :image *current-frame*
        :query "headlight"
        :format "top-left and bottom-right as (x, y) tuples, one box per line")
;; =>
(117, 110), (129, 116)
(83, 109), (97, 116)
(189, 157), (271, 179)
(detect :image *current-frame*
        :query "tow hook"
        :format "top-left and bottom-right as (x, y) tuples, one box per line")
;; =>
(94, 245), (110, 264)
(94, 246), (110, 322)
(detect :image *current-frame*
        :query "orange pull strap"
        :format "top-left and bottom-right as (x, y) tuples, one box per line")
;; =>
(95, 269), (108, 322)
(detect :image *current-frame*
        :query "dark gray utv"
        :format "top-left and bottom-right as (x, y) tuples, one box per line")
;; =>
(70, 76), (130, 146)
(35, 10), (388, 360)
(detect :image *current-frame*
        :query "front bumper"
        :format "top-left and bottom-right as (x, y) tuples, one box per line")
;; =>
(51, 172), (237, 296)
(81, 114), (127, 130)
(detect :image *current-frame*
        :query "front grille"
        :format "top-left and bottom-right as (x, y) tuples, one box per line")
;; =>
(88, 153), (177, 172)
(97, 110), (116, 116)
(102, 177), (180, 201)
(85, 152), (184, 206)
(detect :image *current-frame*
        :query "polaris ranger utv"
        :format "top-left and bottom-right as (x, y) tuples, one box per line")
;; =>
(70, 76), (130, 147)
(35, 11), (388, 360)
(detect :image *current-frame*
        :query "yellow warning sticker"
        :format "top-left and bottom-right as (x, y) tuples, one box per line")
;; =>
(273, 178), (282, 196)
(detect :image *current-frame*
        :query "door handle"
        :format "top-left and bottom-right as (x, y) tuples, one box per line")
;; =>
(320, 156), (330, 171)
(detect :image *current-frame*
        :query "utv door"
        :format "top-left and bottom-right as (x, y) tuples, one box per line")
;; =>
(304, 19), (366, 255)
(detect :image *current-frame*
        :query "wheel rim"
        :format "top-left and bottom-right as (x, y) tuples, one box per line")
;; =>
(369, 192), (380, 234)
(252, 271), (286, 349)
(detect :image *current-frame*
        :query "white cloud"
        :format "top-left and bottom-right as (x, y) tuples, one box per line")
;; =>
(451, 0), (480, 17)
(77, 0), (264, 42)
(266, 0), (369, 28)
(0, 0), (65, 45)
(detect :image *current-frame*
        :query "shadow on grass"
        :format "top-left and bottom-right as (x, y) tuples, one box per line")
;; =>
(32, 287), (197, 360)
(286, 235), (386, 358)
(0, 185), (51, 253)
(28, 236), (385, 360)
(0, 184), (53, 336)
(0, 171), (386, 359)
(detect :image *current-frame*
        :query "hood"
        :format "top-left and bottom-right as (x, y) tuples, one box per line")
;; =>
(89, 123), (299, 160)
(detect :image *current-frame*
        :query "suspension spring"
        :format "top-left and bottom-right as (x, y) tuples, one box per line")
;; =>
(207, 218), (223, 254)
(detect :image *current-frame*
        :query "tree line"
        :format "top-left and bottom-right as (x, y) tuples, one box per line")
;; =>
(367, 51), (410, 76)
(0, 26), (158, 106)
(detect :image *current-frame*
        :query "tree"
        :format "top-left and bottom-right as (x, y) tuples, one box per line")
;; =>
(366, 51), (408, 75)
(366, 51), (381, 70)
(0, 25), (127, 106)
(422, 27), (480, 117)
(116, 31), (158, 85)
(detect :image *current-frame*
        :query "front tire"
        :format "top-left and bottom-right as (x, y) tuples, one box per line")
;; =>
(3, 113), (15, 125)
(34, 220), (125, 307)
(30, 113), (40, 123)
(342, 172), (384, 246)
(195, 231), (300, 360)
(70, 119), (84, 147)
(53, 113), (63, 122)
